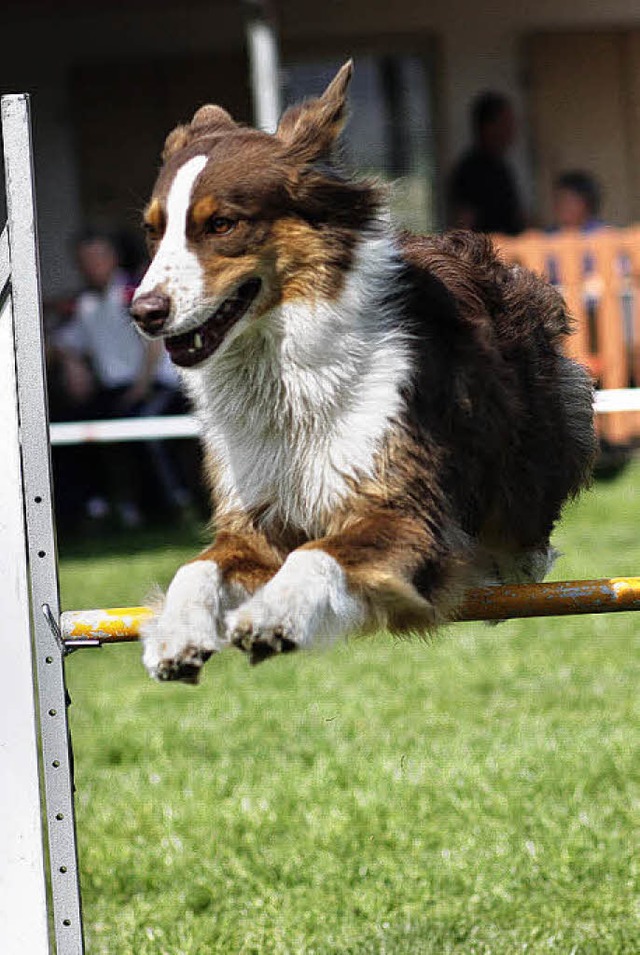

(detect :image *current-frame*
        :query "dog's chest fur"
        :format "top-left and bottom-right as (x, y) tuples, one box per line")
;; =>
(183, 237), (411, 536)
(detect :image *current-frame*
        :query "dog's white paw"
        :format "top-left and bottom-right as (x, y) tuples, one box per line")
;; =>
(226, 600), (301, 665)
(142, 561), (239, 683)
(226, 550), (365, 665)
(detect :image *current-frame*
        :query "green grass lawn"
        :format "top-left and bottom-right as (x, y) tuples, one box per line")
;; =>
(61, 464), (640, 954)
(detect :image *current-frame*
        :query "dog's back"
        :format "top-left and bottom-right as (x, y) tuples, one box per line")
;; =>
(391, 229), (595, 590)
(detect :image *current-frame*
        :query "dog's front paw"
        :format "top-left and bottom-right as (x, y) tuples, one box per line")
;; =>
(227, 605), (299, 665)
(142, 626), (214, 683)
(142, 562), (228, 684)
(226, 550), (365, 665)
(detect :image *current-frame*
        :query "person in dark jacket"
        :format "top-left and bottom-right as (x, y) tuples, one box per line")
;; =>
(448, 91), (525, 236)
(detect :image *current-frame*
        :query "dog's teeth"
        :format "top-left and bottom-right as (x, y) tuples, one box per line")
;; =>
(194, 333), (203, 349)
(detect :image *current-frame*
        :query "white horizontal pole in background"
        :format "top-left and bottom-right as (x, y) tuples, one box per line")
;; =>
(50, 414), (200, 445)
(46, 390), (640, 447)
(593, 388), (640, 414)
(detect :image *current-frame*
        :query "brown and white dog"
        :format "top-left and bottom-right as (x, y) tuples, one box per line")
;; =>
(130, 62), (596, 682)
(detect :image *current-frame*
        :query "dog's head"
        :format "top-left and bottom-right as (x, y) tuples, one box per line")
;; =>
(131, 61), (380, 368)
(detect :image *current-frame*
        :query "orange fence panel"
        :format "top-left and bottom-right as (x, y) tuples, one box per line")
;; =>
(494, 227), (640, 443)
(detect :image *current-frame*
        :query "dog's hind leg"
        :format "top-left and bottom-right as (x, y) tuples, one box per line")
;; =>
(142, 528), (283, 683)
(480, 544), (559, 587)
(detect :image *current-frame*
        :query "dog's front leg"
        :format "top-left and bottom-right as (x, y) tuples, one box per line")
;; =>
(227, 549), (367, 664)
(227, 513), (443, 664)
(142, 530), (282, 683)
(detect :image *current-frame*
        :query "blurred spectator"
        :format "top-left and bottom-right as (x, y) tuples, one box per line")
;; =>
(547, 170), (634, 452)
(546, 169), (606, 292)
(53, 229), (190, 528)
(448, 91), (525, 235)
(551, 169), (604, 234)
(56, 229), (160, 414)
(547, 170), (635, 390)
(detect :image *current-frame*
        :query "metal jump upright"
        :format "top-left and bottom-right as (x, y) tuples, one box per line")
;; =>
(0, 94), (84, 955)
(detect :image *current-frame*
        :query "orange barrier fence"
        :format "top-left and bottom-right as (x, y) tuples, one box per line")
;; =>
(494, 227), (640, 443)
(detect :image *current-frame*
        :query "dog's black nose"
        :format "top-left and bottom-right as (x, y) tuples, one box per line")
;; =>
(130, 292), (171, 335)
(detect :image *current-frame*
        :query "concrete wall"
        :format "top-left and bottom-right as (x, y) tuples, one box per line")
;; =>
(1, 0), (242, 296)
(1, 69), (84, 297)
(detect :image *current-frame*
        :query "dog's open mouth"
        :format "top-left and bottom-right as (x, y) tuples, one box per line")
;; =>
(164, 278), (262, 368)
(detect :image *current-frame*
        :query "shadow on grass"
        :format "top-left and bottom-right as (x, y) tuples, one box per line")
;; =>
(58, 519), (207, 562)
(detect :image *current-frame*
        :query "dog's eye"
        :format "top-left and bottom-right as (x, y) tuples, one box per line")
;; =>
(205, 216), (236, 236)
(143, 221), (160, 240)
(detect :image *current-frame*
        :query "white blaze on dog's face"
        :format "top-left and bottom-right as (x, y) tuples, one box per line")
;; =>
(130, 61), (379, 369)
(135, 154), (208, 330)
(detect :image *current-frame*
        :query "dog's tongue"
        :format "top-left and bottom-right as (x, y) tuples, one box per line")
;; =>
(165, 279), (261, 368)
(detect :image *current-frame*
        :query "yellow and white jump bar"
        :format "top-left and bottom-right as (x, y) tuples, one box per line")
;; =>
(60, 576), (640, 647)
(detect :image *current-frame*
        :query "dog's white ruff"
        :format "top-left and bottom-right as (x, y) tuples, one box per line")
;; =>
(226, 549), (366, 648)
(184, 234), (410, 536)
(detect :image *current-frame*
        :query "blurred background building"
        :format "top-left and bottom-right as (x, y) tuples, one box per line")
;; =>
(3, 0), (640, 300)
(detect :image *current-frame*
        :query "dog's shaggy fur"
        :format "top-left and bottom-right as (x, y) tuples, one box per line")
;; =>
(131, 62), (596, 681)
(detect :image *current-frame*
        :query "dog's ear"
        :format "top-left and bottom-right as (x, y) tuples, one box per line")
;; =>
(190, 104), (236, 134)
(162, 125), (191, 162)
(277, 59), (353, 162)
(162, 105), (237, 162)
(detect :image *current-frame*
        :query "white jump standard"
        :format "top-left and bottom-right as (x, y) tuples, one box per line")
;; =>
(1, 94), (84, 955)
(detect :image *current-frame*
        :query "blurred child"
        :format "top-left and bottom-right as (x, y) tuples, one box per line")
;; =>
(552, 170), (603, 234)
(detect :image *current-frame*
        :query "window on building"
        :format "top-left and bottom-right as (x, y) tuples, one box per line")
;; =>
(283, 53), (438, 233)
